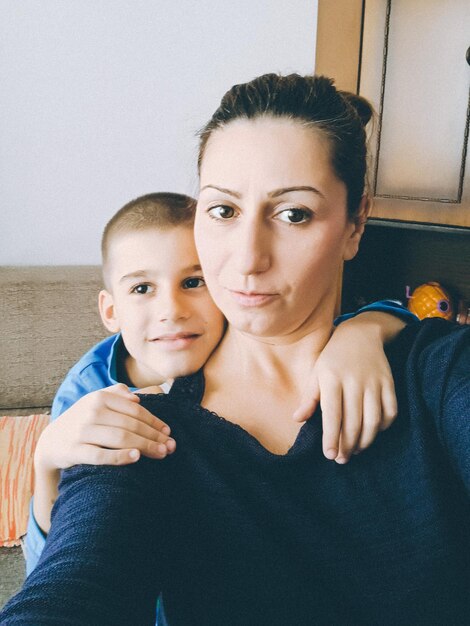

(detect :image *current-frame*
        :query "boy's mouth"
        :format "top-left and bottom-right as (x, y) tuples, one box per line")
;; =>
(150, 332), (201, 350)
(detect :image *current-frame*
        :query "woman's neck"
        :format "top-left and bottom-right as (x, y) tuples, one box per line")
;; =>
(201, 319), (335, 454)
(206, 320), (333, 394)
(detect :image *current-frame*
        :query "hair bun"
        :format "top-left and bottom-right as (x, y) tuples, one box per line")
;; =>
(339, 91), (373, 127)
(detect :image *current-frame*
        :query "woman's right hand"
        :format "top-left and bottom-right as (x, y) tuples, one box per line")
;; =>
(34, 383), (176, 473)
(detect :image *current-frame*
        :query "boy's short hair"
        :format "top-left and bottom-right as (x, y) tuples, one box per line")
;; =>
(101, 192), (196, 284)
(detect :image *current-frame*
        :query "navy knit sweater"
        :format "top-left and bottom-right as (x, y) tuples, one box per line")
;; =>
(1, 319), (469, 625)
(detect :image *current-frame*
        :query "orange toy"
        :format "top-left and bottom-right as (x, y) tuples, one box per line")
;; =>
(407, 282), (454, 321)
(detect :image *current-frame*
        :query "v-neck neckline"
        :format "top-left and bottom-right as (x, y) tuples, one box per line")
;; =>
(170, 369), (323, 462)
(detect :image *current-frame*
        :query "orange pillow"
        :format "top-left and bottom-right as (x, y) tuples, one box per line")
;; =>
(0, 414), (50, 547)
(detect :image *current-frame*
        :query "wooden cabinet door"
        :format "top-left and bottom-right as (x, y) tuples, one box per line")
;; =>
(316, 0), (470, 228)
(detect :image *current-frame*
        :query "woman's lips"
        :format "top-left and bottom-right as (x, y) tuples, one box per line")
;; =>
(228, 290), (278, 307)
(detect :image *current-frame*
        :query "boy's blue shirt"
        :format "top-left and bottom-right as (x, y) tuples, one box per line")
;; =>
(24, 300), (418, 576)
(50, 334), (133, 421)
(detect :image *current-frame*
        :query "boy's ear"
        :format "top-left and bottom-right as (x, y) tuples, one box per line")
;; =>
(98, 289), (121, 333)
(343, 195), (371, 261)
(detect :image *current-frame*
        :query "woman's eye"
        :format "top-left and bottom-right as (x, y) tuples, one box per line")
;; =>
(207, 205), (236, 220)
(276, 208), (312, 224)
(182, 277), (206, 290)
(131, 284), (154, 295)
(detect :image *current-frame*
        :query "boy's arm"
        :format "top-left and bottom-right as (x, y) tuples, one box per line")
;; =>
(32, 385), (173, 534)
(26, 367), (172, 575)
(293, 301), (418, 463)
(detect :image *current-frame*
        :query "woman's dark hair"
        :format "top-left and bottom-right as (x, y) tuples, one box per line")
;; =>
(198, 74), (373, 218)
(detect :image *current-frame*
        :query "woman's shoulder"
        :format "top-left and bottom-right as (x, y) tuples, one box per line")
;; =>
(397, 318), (468, 367)
(388, 318), (469, 416)
(389, 318), (468, 361)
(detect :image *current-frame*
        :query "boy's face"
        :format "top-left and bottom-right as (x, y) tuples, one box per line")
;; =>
(99, 226), (225, 387)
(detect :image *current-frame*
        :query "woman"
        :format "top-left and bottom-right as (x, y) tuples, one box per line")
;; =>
(2, 74), (469, 625)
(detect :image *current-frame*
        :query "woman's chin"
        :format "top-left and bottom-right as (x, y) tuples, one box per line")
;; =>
(224, 309), (291, 340)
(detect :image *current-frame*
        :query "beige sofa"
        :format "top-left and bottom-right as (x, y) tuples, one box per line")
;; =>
(0, 266), (107, 607)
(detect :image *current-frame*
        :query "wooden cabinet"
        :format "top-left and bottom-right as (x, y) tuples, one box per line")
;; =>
(316, 0), (470, 311)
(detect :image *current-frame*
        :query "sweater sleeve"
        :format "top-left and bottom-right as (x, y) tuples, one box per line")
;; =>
(23, 362), (113, 576)
(1, 461), (162, 625)
(435, 333), (470, 493)
(418, 321), (470, 494)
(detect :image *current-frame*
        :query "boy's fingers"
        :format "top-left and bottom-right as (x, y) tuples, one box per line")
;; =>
(100, 394), (171, 435)
(292, 376), (320, 422)
(356, 387), (382, 452)
(380, 380), (398, 431)
(92, 410), (173, 445)
(77, 444), (142, 466)
(83, 424), (174, 459)
(335, 386), (362, 463)
(136, 385), (163, 394)
(320, 379), (342, 460)
(103, 383), (140, 400)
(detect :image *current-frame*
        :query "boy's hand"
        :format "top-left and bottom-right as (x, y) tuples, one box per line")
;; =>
(35, 384), (175, 472)
(292, 316), (399, 464)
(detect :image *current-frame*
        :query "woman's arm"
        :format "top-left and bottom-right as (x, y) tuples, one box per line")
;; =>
(2, 462), (162, 625)
(419, 321), (470, 491)
(25, 392), (172, 573)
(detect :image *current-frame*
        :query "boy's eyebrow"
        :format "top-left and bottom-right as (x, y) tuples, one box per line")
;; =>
(119, 265), (203, 283)
(119, 271), (149, 283)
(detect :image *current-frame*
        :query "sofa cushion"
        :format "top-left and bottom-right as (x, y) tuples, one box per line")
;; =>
(0, 266), (106, 413)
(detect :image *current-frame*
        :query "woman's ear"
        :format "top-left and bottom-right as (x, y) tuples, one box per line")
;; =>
(343, 195), (370, 261)
(98, 289), (121, 333)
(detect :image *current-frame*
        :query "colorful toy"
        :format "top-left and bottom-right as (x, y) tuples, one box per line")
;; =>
(406, 282), (454, 321)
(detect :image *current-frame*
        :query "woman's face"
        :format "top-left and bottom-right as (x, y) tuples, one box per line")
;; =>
(195, 117), (365, 340)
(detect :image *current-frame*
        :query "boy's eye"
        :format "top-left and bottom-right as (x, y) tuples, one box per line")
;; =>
(208, 205), (236, 220)
(182, 277), (206, 290)
(131, 284), (154, 295)
(275, 208), (312, 224)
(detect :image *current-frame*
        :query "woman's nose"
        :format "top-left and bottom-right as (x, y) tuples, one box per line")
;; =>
(236, 220), (271, 276)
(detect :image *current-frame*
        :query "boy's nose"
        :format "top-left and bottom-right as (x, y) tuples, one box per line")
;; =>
(157, 292), (189, 323)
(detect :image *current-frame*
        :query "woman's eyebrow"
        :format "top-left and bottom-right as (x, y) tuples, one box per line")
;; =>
(199, 184), (241, 198)
(199, 184), (324, 199)
(269, 186), (324, 198)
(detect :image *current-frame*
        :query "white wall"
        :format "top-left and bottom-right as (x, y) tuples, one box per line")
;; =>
(1, 0), (317, 265)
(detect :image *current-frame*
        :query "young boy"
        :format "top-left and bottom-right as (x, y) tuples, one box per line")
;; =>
(25, 192), (415, 578)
